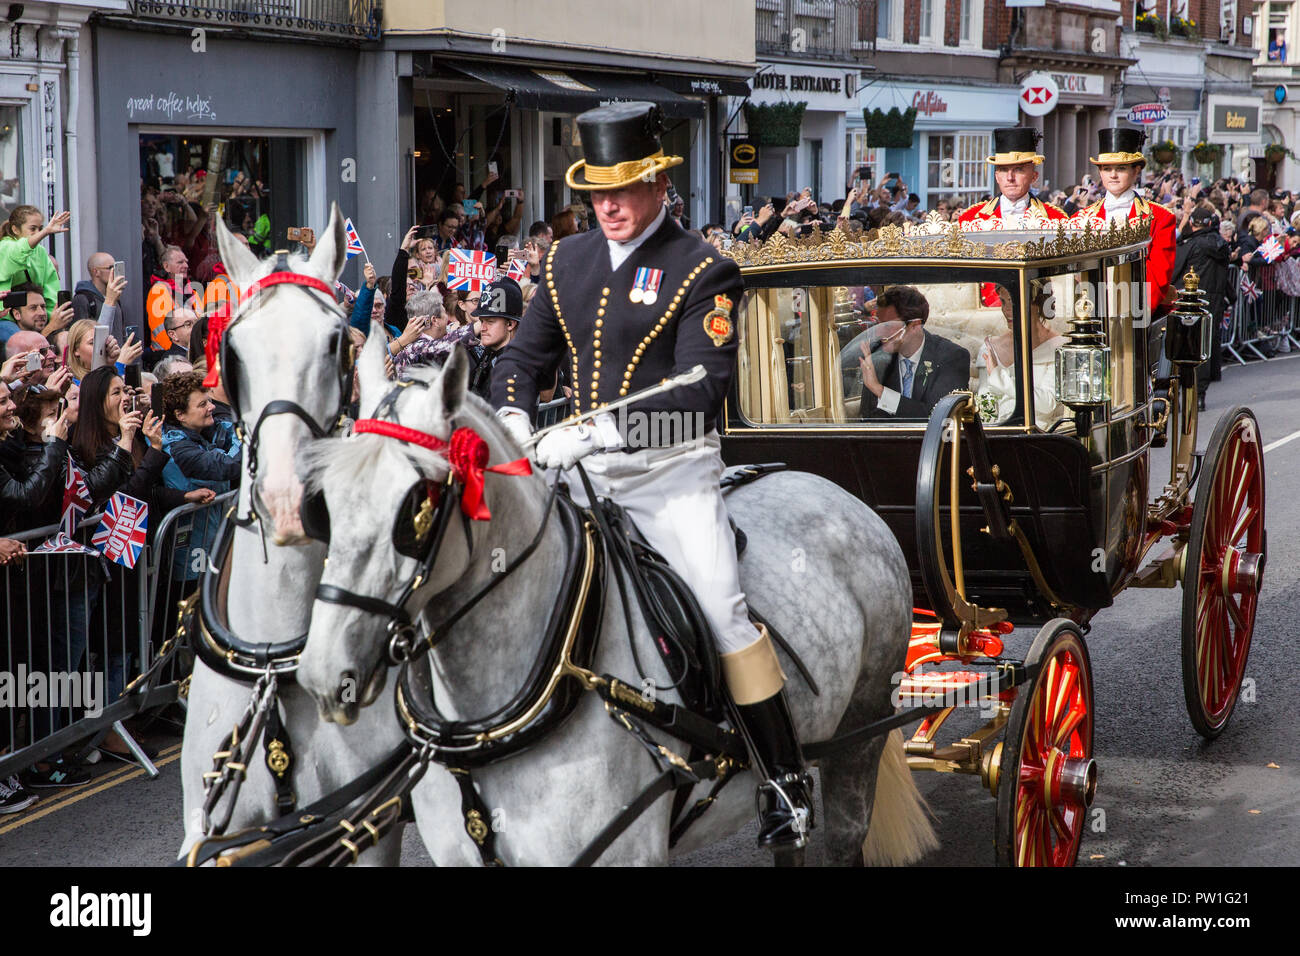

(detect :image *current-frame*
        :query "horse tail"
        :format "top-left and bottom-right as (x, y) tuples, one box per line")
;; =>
(862, 729), (938, 866)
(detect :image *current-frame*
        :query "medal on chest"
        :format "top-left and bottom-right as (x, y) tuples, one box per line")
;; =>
(629, 267), (664, 305)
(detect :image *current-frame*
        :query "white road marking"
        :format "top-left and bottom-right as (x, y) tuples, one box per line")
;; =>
(1263, 427), (1300, 454)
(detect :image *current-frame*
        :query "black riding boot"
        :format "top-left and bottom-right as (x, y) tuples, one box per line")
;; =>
(735, 690), (815, 849)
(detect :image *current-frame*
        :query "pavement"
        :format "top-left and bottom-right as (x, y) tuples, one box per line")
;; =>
(2, 349), (1296, 867)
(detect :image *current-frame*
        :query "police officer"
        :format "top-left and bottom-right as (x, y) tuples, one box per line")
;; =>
(467, 276), (522, 401)
(492, 101), (814, 850)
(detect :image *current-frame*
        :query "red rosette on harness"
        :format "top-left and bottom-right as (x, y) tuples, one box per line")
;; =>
(351, 420), (532, 521)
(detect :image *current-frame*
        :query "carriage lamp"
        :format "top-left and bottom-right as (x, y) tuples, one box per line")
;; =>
(1055, 293), (1111, 436)
(1165, 267), (1212, 367)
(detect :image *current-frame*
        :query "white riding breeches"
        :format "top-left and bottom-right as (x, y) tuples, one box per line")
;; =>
(564, 432), (759, 655)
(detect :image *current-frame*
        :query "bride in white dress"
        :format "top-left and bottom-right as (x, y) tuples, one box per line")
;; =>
(977, 284), (1068, 430)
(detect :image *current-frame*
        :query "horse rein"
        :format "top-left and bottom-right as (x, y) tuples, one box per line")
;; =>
(222, 259), (353, 528)
(312, 379), (536, 665)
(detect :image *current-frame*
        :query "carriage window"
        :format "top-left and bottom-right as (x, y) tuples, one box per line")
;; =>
(1103, 262), (1137, 412)
(738, 281), (994, 426)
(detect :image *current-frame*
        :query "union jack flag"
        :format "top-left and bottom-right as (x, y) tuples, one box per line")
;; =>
(91, 493), (148, 569)
(61, 454), (93, 535)
(1240, 273), (1261, 302)
(502, 256), (529, 283)
(1258, 235), (1285, 264)
(446, 249), (497, 292)
(343, 218), (367, 260)
(30, 532), (99, 557)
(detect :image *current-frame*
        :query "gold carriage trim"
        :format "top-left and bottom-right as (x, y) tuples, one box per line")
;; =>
(1090, 151), (1146, 165)
(721, 214), (1152, 268)
(986, 150), (1045, 165)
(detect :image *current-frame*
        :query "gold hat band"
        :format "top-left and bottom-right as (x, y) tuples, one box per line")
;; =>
(1090, 152), (1146, 165)
(581, 150), (666, 185)
(986, 151), (1045, 165)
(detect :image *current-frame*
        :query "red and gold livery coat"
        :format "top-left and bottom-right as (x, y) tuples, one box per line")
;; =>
(1076, 196), (1177, 309)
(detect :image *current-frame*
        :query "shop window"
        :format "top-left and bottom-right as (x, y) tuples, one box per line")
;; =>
(139, 133), (306, 300)
(0, 106), (23, 219)
(413, 90), (523, 251)
(926, 132), (992, 207)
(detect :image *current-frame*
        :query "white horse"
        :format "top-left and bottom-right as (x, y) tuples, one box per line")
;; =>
(177, 209), (406, 865)
(295, 331), (937, 866)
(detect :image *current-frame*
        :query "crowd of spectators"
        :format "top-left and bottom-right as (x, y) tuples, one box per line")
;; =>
(3, 156), (1297, 813)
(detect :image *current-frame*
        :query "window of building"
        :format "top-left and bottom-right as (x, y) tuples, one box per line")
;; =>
(926, 132), (992, 207)
(1268, 2), (1291, 62)
(920, 0), (934, 40)
(958, 0), (982, 45)
(877, 0), (899, 42)
(0, 106), (24, 220)
(846, 131), (879, 189)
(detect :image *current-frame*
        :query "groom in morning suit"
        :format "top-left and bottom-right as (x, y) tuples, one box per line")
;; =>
(858, 285), (971, 419)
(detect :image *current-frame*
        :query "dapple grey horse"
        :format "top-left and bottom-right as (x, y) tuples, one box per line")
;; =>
(297, 329), (937, 866)
(177, 209), (406, 865)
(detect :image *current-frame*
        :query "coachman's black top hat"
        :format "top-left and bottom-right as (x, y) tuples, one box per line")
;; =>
(1091, 127), (1147, 166)
(986, 127), (1045, 165)
(566, 101), (684, 191)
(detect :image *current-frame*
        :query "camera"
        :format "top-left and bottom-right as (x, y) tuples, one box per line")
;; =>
(26, 351), (41, 372)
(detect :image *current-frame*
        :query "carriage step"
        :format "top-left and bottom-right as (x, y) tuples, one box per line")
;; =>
(897, 670), (1006, 705)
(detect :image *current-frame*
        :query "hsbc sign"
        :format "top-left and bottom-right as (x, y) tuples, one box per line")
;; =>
(1019, 72), (1059, 116)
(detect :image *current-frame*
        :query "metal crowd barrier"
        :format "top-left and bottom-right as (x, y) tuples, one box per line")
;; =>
(534, 396), (572, 429)
(0, 491), (235, 780)
(1227, 263), (1300, 363)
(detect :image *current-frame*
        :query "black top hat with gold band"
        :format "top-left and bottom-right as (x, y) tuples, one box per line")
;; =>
(1090, 127), (1146, 166)
(986, 127), (1045, 165)
(566, 102), (684, 191)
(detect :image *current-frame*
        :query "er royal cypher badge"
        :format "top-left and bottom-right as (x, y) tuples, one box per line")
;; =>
(704, 294), (734, 346)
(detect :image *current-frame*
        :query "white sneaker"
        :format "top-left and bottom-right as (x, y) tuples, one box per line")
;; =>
(0, 774), (38, 814)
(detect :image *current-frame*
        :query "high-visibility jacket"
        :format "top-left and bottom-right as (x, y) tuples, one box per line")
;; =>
(145, 275), (200, 350)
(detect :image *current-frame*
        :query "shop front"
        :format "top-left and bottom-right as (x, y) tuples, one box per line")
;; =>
(1116, 85), (1202, 177)
(729, 61), (860, 210)
(90, 25), (360, 336)
(851, 80), (1020, 210)
(407, 59), (721, 238)
(1205, 94), (1265, 182)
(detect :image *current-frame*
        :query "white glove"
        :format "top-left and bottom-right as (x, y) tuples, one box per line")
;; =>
(534, 413), (622, 471)
(496, 407), (533, 448)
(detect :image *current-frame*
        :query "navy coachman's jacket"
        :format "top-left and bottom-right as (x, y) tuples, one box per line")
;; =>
(490, 214), (744, 430)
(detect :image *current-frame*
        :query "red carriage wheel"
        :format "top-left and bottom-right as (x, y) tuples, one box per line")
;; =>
(994, 620), (1097, 867)
(1181, 407), (1266, 739)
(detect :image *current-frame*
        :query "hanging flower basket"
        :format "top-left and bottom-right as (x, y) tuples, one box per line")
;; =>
(1191, 141), (1223, 164)
(743, 102), (807, 148)
(1265, 143), (1291, 164)
(863, 107), (918, 149)
(1149, 140), (1181, 167)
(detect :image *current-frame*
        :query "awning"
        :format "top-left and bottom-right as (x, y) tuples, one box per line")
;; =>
(448, 62), (706, 118)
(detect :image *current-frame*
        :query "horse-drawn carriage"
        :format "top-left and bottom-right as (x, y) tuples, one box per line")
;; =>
(718, 214), (1266, 865)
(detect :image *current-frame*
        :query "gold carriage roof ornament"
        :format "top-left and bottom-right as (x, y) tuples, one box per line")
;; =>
(723, 212), (1153, 269)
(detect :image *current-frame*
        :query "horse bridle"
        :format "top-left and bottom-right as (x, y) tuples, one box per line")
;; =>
(222, 253), (353, 528)
(311, 380), (535, 665)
